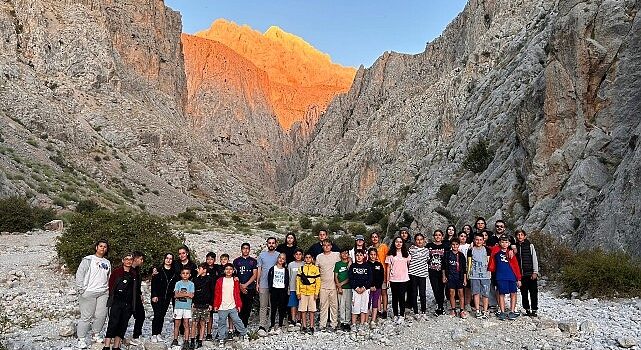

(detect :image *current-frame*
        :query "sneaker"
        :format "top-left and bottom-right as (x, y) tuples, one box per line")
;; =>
(205, 334), (213, 341)
(381, 311), (388, 319)
(268, 327), (277, 335)
(218, 339), (225, 348)
(309, 327), (315, 335)
(150, 335), (158, 343)
(156, 334), (164, 343)
(295, 321), (301, 327)
(393, 315), (399, 323)
(475, 310), (482, 318)
(257, 328), (268, 337)
(434, 308), (444, 316)
(512, 310), (521, 317)
(92, 334), (104, 343)
(449, 309), (457, 317)
(530, 310), (538, 317)
(497, 312), (507, 321)
(507, 311), (519, 320)
(130, 338), (142, 346)
(196, 340), (203, 349)
(171, 339), (179, 347)
(460, 310), (469, 319)
(525, 309), (532, 316)
(397, 316), (405, 325)
(77, 338), (88, 349)
(480, 311), (489, 320)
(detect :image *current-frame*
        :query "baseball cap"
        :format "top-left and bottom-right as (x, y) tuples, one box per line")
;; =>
(355, 235), (365, 241)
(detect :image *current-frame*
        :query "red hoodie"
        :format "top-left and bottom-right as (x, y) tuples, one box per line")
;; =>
(488, 246), (522, 280)
(213, 277), (242, 310)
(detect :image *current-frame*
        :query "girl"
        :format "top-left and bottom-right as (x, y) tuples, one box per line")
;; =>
(408, 233), (429, 318)
(385, 237), (411, 324)
(277, 233), (298, 264)
(150, 253), (178, 343)
(267, 253), (290, 333)
(427, 230), (447, 315)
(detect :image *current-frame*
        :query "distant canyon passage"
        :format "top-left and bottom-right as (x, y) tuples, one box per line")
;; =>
(0, 0), (639, 254)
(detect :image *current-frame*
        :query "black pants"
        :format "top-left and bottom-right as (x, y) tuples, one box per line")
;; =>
(428, 270), (445, 310)
(106, 303), (133, 339)
(132, 301), (144, 338)
(239, 289), (256, 327)
(151, 298), (171, 335)
(409, 275), (427, 313)
(390, 281), (407, 317)
(520, 275), (539, 311)
(269, 288), (288, 327)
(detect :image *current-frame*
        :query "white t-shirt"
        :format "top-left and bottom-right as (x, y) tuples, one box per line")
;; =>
(84, 255), (111, 293)
(272, 266), (286, 289)
(220, 277), (236, 310)
(458, 243), (470, 259)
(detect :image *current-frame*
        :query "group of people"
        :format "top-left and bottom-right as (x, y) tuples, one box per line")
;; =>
(74, 217), (540, 350)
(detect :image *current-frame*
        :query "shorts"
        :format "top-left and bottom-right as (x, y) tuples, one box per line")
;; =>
(192, 305), (209, 322)
(470, 279), (491, 297)
(369, 288), (382, 309)
(174, 308), (192, 319)
(352, 289), (370, 314)
(299, 294), (317, 312)
(287, 291), (299, 308)
(497, 280), (518, 295)
(447, 277), (465, 290)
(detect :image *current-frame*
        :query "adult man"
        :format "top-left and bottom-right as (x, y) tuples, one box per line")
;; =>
(316, 239), (341, 331)
(369, 232), (389, 318)
(257, 237), (280, 336)
(306, 230), (339, 258)
(233, 243), (258, 327)
(76, 240), (111, 349)
(130, 251), (145, 345)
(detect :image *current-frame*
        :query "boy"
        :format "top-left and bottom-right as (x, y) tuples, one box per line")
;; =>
(213, 263), (248, 347)
(514, 229), (539, 317)
(367, 248), (384, 327)
(173, 267), (195, 348)
(334, 247), (351, 331)
(467, 233), (492, 319)
(204, 252), (222, 341)
(191, 263), (213, 349)
(488, 235), (522, 321)
(287, 249), (304, 329)
(348, 249), (372, 330)
(102, 253), (136, 350)
(443, 239), (467, 318)
(296, 252), (320, 334)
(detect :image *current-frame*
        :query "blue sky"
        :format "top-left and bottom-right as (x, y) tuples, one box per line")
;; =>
(165, 1), (468, 68)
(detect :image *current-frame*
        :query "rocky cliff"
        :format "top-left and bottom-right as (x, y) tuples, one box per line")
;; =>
(0, 0), (266, 213)
(287, 0), (641, 253)
(195, 19), (356, 131)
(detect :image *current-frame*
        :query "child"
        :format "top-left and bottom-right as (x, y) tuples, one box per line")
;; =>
(172, 267), (195, 347)
(349, 249), (372, 330)
(102, 253), (136, 350)
(467, 233), (492, 319)
(514, 229), (539, 317)
(213, 263), (248, 346)
(267, 253), (290, 333)
(287, 249), (304, 328)
(191, 263), (213, 349)
(443, 239), (467, 318)
(367, 248), (384, 327)
(296, 252), (320, 334)
(334, 247), (351, 331)
(385, 237), (411, 324)
(427, 230), (446, 315)
(218, 253), (235, 338)
(408, 233), (429, 318)
(488, 235), (522, 320)
(204, 253), (221, 341)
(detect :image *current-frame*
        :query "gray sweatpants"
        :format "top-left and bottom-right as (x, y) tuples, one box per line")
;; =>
(258, 289), (271, 330)
(77, 290), (109, 340)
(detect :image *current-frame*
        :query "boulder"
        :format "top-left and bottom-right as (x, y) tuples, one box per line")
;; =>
(44, 220), (64, 231)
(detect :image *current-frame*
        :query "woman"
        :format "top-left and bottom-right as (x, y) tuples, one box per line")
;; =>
(150, 253), (178, 343)
(385, 237), (411, 324)
(276, 233), (298, 264)
(463, 224), (474, 244)
(444, 225), (456, 250)
(173, 246), (197, 278)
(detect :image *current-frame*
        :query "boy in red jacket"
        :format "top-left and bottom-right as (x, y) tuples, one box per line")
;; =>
(213, 263), (248, 346)
(488, 235), (522, 321)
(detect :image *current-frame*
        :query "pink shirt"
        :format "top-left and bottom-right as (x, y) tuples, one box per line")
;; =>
(385, 253), (411, 282)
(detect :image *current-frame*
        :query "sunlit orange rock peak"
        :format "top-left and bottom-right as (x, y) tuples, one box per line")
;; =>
(194, 18), (357, 131)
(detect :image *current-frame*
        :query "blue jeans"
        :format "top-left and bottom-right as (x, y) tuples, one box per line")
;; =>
(217, 308), (247, 339)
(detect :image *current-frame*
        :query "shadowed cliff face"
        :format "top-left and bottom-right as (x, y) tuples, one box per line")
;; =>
(195, 19), (356, 131)
(287, 0), (641, 253)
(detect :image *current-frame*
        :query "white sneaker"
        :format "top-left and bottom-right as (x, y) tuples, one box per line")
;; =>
(150, 335), (157, 343)
(130, 338), (142, 346)
(397, 316), (405, 325)
(257, 328), (268, 337)
(393, 316), (399, 324)
(92, 334), (104, 343)
(156, 334), (164, 342)
(77, 338), (88, 349)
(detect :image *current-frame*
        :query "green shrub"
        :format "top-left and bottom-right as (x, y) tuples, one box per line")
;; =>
(295, 232), (318, 252)
(0, 197), (55, 232)
(528, 231), (573, 276)
(347, 222), (367, 237)
(76, 199), (102, 214)
(299, 216), (312, 230)
(334, 234), (355, 251)
(462, 140), (494, 173)
(257, 221), (277, 230)
(436, 183), (459, 204)
(364, 208), (385, 225)
(561, 249), (641, 297)
(311, 222), (326, 235)
(177, 209), (199, 222)
(56, 210), (183, 274)
(327, 217), (344, 234)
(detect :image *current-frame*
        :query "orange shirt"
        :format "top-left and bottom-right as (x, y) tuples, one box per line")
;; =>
(373, 243), (390, 276)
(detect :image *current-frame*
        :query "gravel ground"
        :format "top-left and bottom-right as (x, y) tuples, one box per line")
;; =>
(0, 231), (639, 350)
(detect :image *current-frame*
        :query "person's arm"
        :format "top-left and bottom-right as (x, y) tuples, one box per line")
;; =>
(186, 283), (195, 298)
(255, 266), (262, 292)
(75, 257), (90, 292)
(531, 244), (539, 279)
(313, 267), (321, 297)
(365, 265), (373, 289)
(296, 269), (302, 299)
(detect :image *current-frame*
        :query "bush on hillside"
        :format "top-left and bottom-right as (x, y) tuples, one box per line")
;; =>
(462, 140), (494, 173)
(257, 221), (277, 230)
(528, 231), (574, 276)
(561, 249), (641, 297)
(56, 210), (184, 275)
(0, 196), (55, 232)
(347, 222), (367, 237)
(75, 199), (102, 214)
(436, 183), (459, 204)
(299, 216), (312, 230)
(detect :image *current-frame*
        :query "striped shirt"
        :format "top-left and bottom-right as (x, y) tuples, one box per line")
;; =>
(408, 246), (430, 278)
